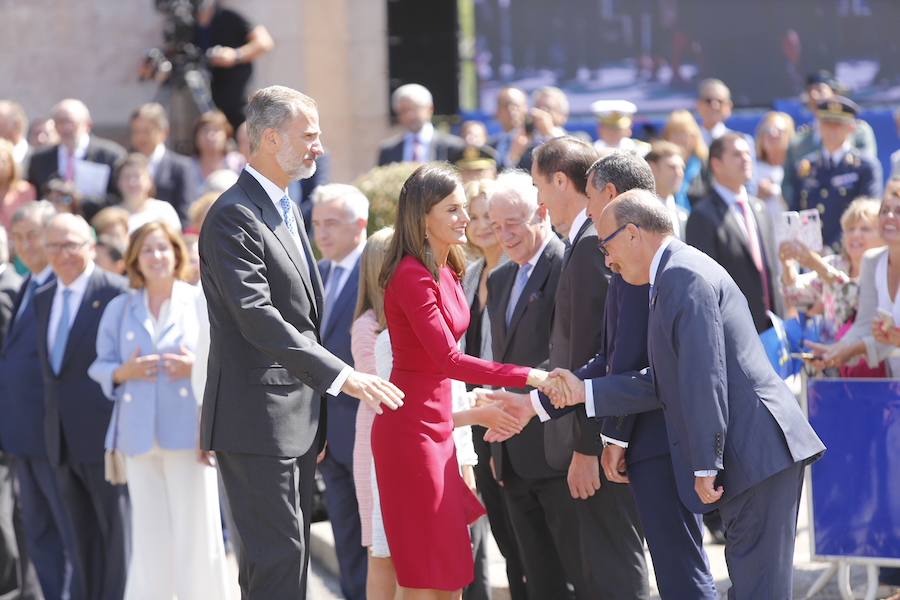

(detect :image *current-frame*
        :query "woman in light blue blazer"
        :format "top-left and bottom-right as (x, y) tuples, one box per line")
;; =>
(89, 221), (232, 600)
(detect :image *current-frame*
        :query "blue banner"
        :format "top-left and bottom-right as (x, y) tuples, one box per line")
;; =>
(807, 379), (900, 562)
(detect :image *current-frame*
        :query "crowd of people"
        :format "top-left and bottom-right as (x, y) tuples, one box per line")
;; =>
(0, 63), (898, 600)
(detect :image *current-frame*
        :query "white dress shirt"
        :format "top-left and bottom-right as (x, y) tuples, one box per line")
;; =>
(568, 208), (589, 246)
(243, 165), (352, 396)
(56, 133), (91, 178)
(47, 261), (95, 351)
(15, 265), (53, 322)
(148, 144), (167, 178)
(822, 140), (852, 168)
(700, 122), (728, 147)
(711, 179), (754, 241)
(402, 122), (434, 163)
(13, 138), (29, 166)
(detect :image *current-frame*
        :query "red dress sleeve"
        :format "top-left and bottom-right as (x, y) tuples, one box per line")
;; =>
(391, 260), (530, 388)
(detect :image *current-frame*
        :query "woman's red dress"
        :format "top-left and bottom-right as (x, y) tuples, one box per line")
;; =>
(371, 256), (529, 590)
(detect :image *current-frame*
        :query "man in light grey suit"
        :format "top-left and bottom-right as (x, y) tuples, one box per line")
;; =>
(526, 190), (826, 599)
(198, 85), (404, 599)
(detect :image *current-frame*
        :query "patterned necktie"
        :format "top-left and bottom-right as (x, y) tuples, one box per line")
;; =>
(506, 263), (532, 326)
(279, 195), (298, 237)
(562, 238), (573, 265)
(50, 289), (73, 375)
(321, 265), (345, 331)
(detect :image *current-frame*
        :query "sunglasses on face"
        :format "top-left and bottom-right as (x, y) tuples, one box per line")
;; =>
(597, 223), (636, 256)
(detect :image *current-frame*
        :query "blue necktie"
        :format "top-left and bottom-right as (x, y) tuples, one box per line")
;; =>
(50, 289), (73, 375)
(279, 195), (298, 237)
(506, 263), (532, 326)
(321, 265), (345, 331)
(648, 283), (655, 309)
(15, 278), (40, 325)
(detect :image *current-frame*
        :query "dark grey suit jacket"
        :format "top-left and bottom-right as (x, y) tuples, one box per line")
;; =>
(686, 188), (781, 333)
(543, 218), (609, 471)
(487, 236), (566, 481)
(198, 169), (347, 458)
(376, 130), (464, 166)
(26, 137), (126, 198)
(586, 240), (825, 514)
(152, 149), (197, 226)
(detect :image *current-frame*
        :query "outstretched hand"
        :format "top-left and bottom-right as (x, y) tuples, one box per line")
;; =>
(482, 389), (536, 442)
(543, 368), (585, 409)
(341, 371), (404, 414)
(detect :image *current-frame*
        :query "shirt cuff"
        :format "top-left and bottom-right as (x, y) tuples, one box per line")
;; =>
(584, 380), (595, 418)
(327, 366), (353, 397)
(694, 470), (718, 477)
(601, 435), (628, 448)
(529, 390), (551, 423)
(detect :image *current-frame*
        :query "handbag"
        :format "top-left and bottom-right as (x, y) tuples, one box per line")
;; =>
(104, 293), (131, 485)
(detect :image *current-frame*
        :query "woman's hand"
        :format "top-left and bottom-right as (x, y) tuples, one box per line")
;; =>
(113, 348), (160, 383)
(805, 340), (864, 369)
(162, 346), (194, 380)
(873, 313), (900, 347)
(462, 464), (477, 492)
(473, 404), (523, 437)
(779, 240), (818, 271)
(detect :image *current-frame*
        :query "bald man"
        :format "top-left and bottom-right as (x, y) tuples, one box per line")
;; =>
(27, 99), (125, 218)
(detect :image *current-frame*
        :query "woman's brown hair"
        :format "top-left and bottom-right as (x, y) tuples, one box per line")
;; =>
(379, 163), (467, 288)
(124, 221), (189, 288)
(192, 110), (234, 156)
(354, 227), (394, 327)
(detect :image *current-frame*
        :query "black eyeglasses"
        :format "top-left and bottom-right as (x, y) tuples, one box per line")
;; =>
(597, 223), (635, 256)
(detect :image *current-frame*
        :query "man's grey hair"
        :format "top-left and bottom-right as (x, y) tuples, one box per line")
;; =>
(610, 189), (673, 235)
(698, 78), (731, 100)
(487, 170), (545, 224)
(0, 225), (8, 264)
(245, 85), (317, 154)
(0, 101), (28, 137)
(46, 213), (94, 243)
(532, 86), (570, 119)
(311, 183), (370, 221)
(391, 84), (433, 111)
(12, 200), (56, 228)
(587, 151), (656, 196)
(52, 99), (91, 124)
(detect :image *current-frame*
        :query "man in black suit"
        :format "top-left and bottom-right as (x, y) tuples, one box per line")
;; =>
(376, 83), (463, 166)
(686, 132), (780, 334)
(1, 202), (75, 600)
(311, 184), (369, 600)
(129, 103), (197, 226)
(530, 137), (649, 599)
(484, 172), (587, 599)
(27, 99), (125, 215)
(33, 213), (130, 600)
(198, 85), (403, 599)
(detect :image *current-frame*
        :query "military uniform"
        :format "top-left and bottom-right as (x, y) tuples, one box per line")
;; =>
(590, 99), (651, 157)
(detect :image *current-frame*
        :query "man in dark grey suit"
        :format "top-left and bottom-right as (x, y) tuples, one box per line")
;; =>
(485, 172), (587, 599)
(376, 83), (463, 166)
(129, 103), (197, 226)
(530, 137), (649, 599)
(198, 85), (403, 599)
(545, 190), (826, 599)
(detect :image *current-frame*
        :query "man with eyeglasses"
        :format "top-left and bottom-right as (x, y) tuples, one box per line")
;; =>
(695, 79), (753, 151)
(32, 213), (130, 600)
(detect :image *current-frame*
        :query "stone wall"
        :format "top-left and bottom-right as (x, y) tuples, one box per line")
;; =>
(0, 0), (392, 182)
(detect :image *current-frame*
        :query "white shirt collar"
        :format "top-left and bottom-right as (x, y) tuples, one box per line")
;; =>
(12, 138), (28, 164)
(823, 141), (852, 166)
(34, 265), (54, 285)
(407, 122), (434, 144)
(649, 237), (675, 286)
(705, 121), (728, 141)
(334, 239), (366, 272)
(55, 261), (95, 295)
(711, 179), (748, 208)
(150, 143), (166, 164)
(522, 233), (553, 270)
(244, 164), (290, 206)
(567, 208), (589, 246)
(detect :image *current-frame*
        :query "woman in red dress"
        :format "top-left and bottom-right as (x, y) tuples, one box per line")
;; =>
(372, 163), (552, 599)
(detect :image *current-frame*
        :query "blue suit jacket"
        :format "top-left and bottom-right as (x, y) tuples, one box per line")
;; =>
(88, 282), (203, 456)
(34, 267), (129, 466)
(0, 273), (55, 456)
(318, 256), (360, 467)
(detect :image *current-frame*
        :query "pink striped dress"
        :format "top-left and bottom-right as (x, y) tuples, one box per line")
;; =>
(350, 309), (380, 547)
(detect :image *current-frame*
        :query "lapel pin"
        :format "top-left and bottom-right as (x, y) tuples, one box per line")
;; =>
(92, 300), (100, 309)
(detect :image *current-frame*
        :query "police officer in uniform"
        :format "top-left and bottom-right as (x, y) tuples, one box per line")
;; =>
(450, 144), (499, 183)
(591, 100), (651, 157)
(785, 96), (882, 249)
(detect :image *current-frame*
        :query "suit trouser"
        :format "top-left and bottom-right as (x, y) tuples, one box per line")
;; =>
(472, 433), (526, 599)
(0, 456), (42, 600)
(123, 447), (231, 600)
(628, 454), (717, 599)
(718, 462), (804, 600)
(573, 467), (650, 600)
(15, 455), (74, 600)
(318, 451), (366, 600)
(55, 460), (130, 600)
(217, 449), (318, 600)
(501, 472), (586, 600)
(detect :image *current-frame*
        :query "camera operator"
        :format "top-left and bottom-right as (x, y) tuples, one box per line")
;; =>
(194, 0), (274, 130)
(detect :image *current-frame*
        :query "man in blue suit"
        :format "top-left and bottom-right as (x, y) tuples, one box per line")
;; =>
(534, 190), (826, 599)
(33, 213), (130, 600)
(0, 202), (75, 599)
(311, 183), (368, 600)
